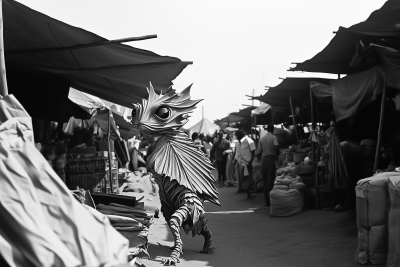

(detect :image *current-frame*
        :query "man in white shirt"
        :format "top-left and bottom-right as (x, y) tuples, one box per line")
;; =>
(233, 130), (256, 199)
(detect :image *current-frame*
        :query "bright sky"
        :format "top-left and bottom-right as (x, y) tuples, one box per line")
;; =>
(17, 0), (387, 128)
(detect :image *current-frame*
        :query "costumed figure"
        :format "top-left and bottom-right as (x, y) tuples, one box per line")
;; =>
(130, 83), (220, 265)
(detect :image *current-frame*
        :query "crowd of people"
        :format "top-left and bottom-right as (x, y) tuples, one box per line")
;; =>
(191, 125), (280, 207)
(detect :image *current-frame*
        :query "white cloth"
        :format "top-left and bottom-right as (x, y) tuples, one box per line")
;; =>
(0, 117), (129, 267)
(235, 136), (256, 176)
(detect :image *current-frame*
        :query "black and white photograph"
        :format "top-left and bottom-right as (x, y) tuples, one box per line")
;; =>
(0, 0), (398, 266)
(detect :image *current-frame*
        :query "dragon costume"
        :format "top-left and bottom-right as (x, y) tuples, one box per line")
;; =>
(130, 83), (220, 265)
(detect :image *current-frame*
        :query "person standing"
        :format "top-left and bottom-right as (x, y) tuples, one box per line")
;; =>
(256, 124), (280, 207)
(234, 130), (256, 199)
(210, 132), (231, 187)
(225, 132), (237, 186)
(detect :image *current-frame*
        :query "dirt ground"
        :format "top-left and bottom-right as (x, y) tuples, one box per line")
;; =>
(134, 180), (383, 267)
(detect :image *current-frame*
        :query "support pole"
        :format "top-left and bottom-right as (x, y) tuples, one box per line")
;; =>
(337, 64), (341, 79)
(310, 84), (318, 208)
(289, 95), (299, 145)
(270, 106), (274, 125)
(0, 0), (7, 96)
(108, 109), (115, 194)
(373, 78), (388, 173)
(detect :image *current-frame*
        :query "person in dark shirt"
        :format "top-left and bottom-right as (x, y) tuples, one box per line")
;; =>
(210, 132), (231, 187)
(256, 124), (280, 207)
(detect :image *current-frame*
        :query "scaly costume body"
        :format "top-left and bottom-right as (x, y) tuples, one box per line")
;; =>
(130, 83), (220, 265)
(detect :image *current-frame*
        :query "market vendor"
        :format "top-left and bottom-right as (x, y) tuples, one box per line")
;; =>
(256, 124), (280, 207)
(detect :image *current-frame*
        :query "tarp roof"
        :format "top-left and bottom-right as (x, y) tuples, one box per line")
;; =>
(4, 0), (190, 107)
(68, 88), (105, 109)
(290, 0), (400, 74)
(253, 78), (332, 107)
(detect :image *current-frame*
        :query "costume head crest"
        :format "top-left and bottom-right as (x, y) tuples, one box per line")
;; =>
(131, 83), (202, 137)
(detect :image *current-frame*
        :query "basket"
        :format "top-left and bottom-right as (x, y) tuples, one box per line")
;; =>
(294, 153), (307, 164)
(286, 153), (294, 162)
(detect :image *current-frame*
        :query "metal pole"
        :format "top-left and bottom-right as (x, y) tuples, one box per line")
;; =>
(0, 0), (8, 96)
(108, 109), (115, 194)
(373, 78), (387, 173)
(337, 63), (341, 79)
(289, 95), (299, 144)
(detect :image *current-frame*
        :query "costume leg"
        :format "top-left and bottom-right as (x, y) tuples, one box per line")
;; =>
(163, 205), (191, 266)
(200, 223), (215, 253)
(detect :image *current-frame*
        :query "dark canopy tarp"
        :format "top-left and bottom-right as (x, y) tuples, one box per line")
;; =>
(215, 106), (256, 127)
(254, 78), (332, 107)
(290, 0), (400, 74)
(331, 67), (383, 122)
(253, 78), (333, 125)
(7, 71), (90, 122)
(3, 0), (189, 107)
(310, 81), (332, 103)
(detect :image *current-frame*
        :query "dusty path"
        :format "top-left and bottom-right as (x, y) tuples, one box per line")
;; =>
(139, 182), (383, 267)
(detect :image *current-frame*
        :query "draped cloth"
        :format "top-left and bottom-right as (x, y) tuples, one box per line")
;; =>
(323, 127), (349, 190)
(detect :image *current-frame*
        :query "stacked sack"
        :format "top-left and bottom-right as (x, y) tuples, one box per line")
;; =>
(355, 172), (400, 266)
(270, 173), (305, 217)
(252, 157), (264, 192)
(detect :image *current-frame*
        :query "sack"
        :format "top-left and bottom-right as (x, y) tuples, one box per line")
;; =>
(270, 189), (303, 217)
(387, 176), (400, 267)
(354, 172), (399, 265)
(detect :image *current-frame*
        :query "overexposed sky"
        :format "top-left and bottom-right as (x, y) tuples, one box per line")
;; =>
(17, 0), (387, 128)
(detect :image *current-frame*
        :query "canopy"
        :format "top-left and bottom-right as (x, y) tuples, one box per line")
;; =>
(68, 88), (105, 109)
(251, 103), (271, 117)
(187, 118), (219, 136)
(290, 0), (400, 74)
(67, 90), (138, 140)
(310, 81), (332, 103)
(3, 0), (189, 107)
(253, 78), (332, 107)
(214, 106), (255, 128)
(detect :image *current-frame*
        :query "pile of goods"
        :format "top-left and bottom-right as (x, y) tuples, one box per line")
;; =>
(278, 145), (313, 167)
(39, 140), (69, 183)
(270, 165), (306, 217)
(355, 172), (400, 267)
(67, 151), (118, 193)
(269, 144), (315, 217)
(72, 189), (159, 265)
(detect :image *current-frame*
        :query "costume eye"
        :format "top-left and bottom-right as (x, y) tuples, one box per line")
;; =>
(155, 106), (171, 120)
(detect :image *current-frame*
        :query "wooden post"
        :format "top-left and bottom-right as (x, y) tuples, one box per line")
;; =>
(310, 84), (318, 208)
(270, 106), (274, 125)
(373, 78), (388, 173)
(289, 95), (299, 144)
(0, 0), (8, 97)
(108, 109), (115, 194)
